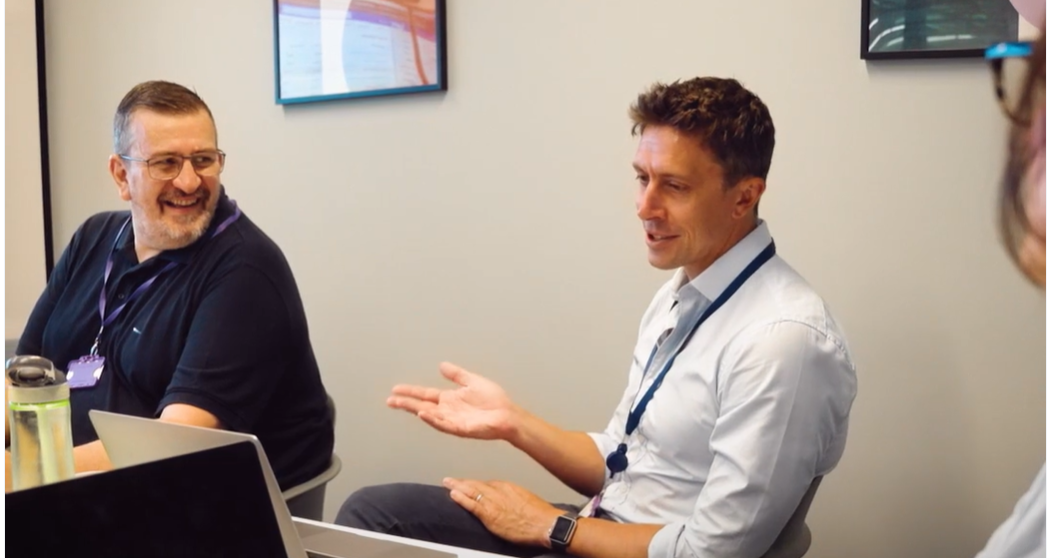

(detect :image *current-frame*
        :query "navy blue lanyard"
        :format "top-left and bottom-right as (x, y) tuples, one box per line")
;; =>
(90, 204), (242, 356)
(606, 241), (776, 476)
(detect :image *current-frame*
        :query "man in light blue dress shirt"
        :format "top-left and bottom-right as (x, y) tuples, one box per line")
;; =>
(336, 77), (857, 558)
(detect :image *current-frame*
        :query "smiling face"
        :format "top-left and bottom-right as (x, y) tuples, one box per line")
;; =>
(108, 108), (221, 257)
(633, 125), (764, 280)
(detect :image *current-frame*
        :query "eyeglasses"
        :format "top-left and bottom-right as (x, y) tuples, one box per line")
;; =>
(985, 41), (1036, 124)
(119, 150), (226, 180)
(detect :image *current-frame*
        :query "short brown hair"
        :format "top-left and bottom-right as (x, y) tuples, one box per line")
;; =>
(113, 80), (215, 155)
(629, 77), (775, 187)
(1000, 31), (1046, 277)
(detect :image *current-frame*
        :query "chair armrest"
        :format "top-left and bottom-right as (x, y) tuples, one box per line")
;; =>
(282, 452), (342, 500)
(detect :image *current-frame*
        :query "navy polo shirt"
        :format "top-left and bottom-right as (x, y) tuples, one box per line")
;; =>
(17, 190), (334, 490)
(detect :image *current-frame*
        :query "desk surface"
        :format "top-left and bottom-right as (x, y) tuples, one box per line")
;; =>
(294, 517), (512, 558)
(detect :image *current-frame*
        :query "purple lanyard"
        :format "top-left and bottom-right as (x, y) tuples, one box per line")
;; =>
(90, 203), (242, 356)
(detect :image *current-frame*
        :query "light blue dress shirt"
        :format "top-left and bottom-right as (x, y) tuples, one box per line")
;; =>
(587, 222), (858, 558)
(976, 463), (1046, 558)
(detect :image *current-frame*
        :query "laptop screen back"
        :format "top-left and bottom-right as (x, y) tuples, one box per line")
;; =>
(7, 441), (288, 558)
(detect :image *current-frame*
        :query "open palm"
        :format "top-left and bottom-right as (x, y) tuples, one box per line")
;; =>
(387, 362), (517, 440)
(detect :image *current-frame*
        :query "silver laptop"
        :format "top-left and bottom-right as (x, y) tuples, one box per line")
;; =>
(90, 410), (453, 558)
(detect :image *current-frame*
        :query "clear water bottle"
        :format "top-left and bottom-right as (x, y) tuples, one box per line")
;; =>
(6, 355), (75, 490)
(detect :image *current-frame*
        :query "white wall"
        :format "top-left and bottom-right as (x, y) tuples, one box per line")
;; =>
(5, 0), (46, 338)
(42, 1), (1045, 556)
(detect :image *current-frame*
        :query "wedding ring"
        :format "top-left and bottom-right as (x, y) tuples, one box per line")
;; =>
(475, 493), (483, 503)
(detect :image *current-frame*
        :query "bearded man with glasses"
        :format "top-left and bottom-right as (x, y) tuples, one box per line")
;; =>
(8, 81), (334, 492)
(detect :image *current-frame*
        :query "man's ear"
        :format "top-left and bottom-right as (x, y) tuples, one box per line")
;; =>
(732, 177), (766, 219)
(109, 154), (132, 201)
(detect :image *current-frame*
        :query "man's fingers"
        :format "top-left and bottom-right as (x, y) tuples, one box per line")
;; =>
(444, 477), (488, 515)
(386, 396), (435, 415)
(439, 362), (475, 387)
(390, 384), (442, 402)
(447, 487), (479, 513)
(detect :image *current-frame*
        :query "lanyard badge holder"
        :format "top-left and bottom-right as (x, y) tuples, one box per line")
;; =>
(602, 241), (777, 482)
(67, 205), (242, 389)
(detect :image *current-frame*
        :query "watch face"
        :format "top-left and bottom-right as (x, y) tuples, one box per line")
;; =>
(551, 514), (577, 544)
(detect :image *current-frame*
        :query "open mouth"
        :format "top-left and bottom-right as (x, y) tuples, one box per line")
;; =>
(162, 198), (203, 210)
(647, 232), (678, 243)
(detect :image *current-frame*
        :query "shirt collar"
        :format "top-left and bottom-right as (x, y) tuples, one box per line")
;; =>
(118, 188), (235, 265)
(672, 220), (773, 305)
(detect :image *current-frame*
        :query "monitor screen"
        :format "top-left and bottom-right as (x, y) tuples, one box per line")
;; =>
(274, 0), (447, 104)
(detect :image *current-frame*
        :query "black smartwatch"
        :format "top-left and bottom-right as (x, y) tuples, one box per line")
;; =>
(548, 511), (579, 553)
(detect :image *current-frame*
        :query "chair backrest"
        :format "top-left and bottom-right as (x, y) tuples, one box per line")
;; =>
(326, 393), (336, 423)
(759, 476), (823, 558)
(283, 393), (341, 520)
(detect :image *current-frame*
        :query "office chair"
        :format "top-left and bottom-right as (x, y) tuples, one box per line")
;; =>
(283, 394), (342, 521)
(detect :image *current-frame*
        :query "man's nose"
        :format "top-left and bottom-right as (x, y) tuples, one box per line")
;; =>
(171, 159), (202, 193)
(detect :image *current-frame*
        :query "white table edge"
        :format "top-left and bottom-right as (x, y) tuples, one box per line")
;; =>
(293, 517), (513, 558)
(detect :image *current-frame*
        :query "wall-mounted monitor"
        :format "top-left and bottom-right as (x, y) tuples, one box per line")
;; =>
(274, 0), (447, 104)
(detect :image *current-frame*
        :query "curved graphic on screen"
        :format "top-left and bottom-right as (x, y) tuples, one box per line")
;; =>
(276, 0), (440, 102)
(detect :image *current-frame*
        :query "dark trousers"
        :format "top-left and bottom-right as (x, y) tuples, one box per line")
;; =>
(335, 483), (579, 558)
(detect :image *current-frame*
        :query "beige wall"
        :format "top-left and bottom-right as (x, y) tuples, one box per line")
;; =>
(5, 0), (46, 338)
(41, 1), (1045, 556)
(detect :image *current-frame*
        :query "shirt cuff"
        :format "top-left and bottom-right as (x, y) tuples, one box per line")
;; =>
(649, 522), (687, 558)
